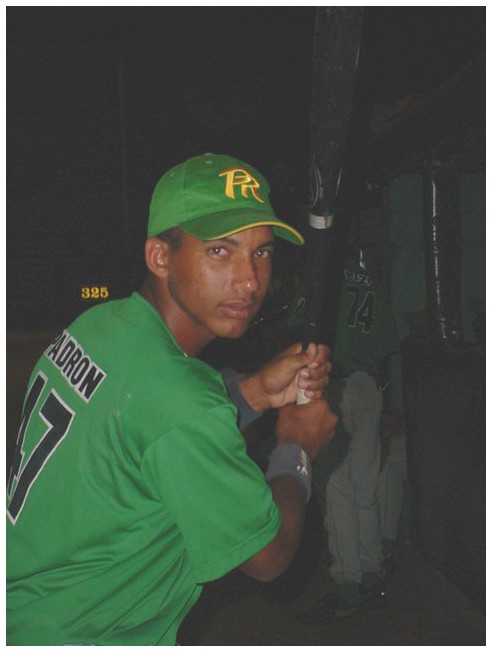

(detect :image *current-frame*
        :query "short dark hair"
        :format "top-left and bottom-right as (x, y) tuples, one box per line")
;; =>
(155, 227), (183, 250)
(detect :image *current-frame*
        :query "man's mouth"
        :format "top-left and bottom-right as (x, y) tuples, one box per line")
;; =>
(220, 302), (256, 321)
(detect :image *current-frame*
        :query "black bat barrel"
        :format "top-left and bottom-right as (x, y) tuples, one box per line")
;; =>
(302, 8), (363, 349)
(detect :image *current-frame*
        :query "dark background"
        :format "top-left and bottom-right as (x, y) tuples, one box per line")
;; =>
(6, 7), (485, 330)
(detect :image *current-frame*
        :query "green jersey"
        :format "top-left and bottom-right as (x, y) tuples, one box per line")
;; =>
(7, 292), (280, 645)
(332, 258), (399, 382)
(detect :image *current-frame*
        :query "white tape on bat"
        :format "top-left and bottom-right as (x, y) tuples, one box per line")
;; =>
(296, 385), (312, 405)
(309, 212), (334, 230)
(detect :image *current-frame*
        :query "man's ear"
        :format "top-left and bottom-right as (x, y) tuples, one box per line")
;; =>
(145, 237), (170, 278)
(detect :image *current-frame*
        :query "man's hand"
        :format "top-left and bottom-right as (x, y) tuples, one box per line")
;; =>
(238, 343), (331, 414)
(275, 398), (337, 460)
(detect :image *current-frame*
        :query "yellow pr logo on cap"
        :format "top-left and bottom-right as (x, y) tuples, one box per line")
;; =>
(218, 168), (264, 204)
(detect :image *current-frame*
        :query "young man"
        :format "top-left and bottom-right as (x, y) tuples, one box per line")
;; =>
(7, 153), (337, 645)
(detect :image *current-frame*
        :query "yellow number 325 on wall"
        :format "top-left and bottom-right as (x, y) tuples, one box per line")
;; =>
(81, 286), (109, 300)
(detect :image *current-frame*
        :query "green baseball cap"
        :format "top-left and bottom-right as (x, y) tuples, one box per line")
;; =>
(147, 153), (304, 245)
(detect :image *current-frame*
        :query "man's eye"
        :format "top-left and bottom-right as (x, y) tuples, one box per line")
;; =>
(208, 246), (228, 256)
(256, 248), (273, 259)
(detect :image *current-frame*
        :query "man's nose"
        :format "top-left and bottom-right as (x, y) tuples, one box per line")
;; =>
(234, 258), (259, 292)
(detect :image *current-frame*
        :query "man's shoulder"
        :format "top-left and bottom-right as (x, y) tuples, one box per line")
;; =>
(145, 354), (226, 406)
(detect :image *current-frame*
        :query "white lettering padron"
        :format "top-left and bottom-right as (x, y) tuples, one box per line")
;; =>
(45, 330), (106, 402)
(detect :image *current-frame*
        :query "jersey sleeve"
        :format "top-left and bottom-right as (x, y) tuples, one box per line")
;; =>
(141, 404), (281, 584)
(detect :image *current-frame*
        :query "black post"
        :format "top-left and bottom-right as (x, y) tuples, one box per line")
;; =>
(422, 155), (463, 345)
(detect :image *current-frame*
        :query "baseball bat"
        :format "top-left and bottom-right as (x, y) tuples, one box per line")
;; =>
(297, 7), (363, 404)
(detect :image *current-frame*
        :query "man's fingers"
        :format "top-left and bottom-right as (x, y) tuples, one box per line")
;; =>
(307, 343), (330, 368)
(299, 342), (318, 366)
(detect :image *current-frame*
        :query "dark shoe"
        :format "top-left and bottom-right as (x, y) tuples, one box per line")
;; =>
(297, 592), (363, 624)
(360, 581), (388, 610)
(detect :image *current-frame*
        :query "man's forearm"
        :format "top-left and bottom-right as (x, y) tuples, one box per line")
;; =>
(269, 475), (306, 556)
(240, 475), (305, 582)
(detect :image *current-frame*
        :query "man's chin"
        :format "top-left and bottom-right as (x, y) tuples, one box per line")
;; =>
(215, 320), (252, 340)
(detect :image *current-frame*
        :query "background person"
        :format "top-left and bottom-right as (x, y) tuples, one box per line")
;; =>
(303, 245), (400, 623)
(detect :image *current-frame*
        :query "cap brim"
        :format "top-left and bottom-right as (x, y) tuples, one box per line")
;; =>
(180, 209), (304, 245)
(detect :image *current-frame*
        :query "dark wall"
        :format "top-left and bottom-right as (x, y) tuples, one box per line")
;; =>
(402, 339), (485, 610)
(7, 8), (315, 330)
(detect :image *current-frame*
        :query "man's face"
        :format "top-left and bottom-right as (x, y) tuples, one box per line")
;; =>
(164, 226), (274, 347)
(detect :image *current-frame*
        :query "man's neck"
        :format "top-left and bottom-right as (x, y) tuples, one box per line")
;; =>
(139, 280), (213, 357)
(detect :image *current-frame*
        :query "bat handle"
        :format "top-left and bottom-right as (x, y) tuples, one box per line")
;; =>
(296, 385), (312, 405)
